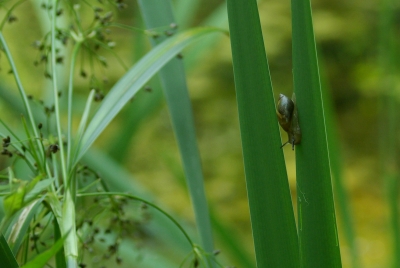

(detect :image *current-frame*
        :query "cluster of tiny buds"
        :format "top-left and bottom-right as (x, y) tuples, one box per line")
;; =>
(78, 219), (124, 267)
(1, 136), (12, 157)
(93, 88), (105, 102)
(27, 94), (61, 118)
(29, 223), (45, 252)
(48, 144), (59, 154)
(151, 22), (179, 39)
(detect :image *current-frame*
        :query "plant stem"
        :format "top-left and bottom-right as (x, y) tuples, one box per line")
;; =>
(51, 1), (67, 186)
(50, 0), (78, 266)
(62, 190), (78, 268)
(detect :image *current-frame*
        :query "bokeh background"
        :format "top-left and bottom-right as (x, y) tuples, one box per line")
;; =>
(0, 0), (398, 267)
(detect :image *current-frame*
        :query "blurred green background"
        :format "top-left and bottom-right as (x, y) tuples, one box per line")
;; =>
(0, 0), (398, 267)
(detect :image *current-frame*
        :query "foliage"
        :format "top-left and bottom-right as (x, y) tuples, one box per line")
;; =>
(0, 0), (398, 267)
(0, 0), (222, 267)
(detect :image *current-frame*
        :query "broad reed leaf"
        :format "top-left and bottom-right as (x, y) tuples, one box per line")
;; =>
(291, 0), (342, 266)
(138, 0), (216, 262)
(320, 68), (360, 268)
(0, 234), (19, 268)
(378, 0), (400, 267)
(227, 0), (299, 267)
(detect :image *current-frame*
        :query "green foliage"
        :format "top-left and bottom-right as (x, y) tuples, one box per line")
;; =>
(21, 232), (68, 268)
(227, 0), (299, 267)
(291, 0), (342, 266)
(1, 0), (395, 267)
(0, 1), (223, 267)
(74, 27), (220, 165)
(138, 1), (216, 265)
(378, 0), (400, 267)
(0, 233), (19, 268)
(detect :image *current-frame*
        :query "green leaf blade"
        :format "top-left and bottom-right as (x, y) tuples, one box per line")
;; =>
(138, 0), (216, 261)
(21, 232), (68, 268)
(0, 233), (19, 268)
(291, 0), (342, 267)
(227, 0), (299, 267)
(74, 27), (221, 164)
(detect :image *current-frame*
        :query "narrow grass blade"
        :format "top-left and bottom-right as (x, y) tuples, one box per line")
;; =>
(291, 0), (342, 266)
(74, 27), (221, 165)
(53, 218), (66, 268)
(21, 232), (68, 268)
(7, 199), (42, 255)
(320, 68), (360, 268)
(0, 119), (36, 171)
(378, 0), (400, 267)
(227, 0), (299, 267)
(108, 1), (228, 162)
(107, 13), (164, 162)
(0, 233), (19, 268)
(107, 80), (164, 162)
(69, 89), (95, 169)
(138, 0), (216, 261)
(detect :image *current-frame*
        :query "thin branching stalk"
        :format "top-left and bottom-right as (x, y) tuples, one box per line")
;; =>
(78, 192), (195, 248)
(50, 0), (68, 185)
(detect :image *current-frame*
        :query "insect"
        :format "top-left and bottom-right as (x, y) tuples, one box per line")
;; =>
(276, 93), (301, 150)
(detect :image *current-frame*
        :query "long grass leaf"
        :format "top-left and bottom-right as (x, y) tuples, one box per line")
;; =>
(53, 217), (66, 268)
(108, 1), (228, 162)
(21, 232), (68, 268)
(0, 233), (19, 268)
(69, 90), (95, 170)
(74, 27), (221, 165)
(320, 67), (360, 268)
(8, 200), (42, 255)
(291, 0), (342, 266)
(378, 0), (400, 267)
(227, 0), (299, 267)
(138, 0), (216, 261)
(106, 12), (164, 162)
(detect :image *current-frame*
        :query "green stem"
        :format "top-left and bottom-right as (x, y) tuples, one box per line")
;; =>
(62, 190), (78, 268)
(51, 0), (68, 185)
(50, 1), (77, 267)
